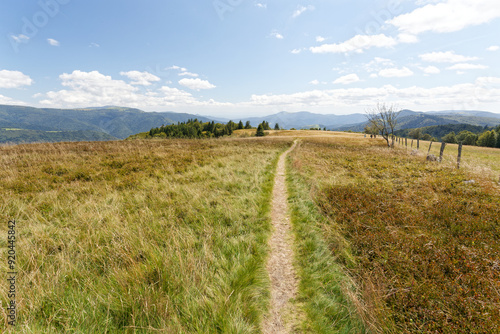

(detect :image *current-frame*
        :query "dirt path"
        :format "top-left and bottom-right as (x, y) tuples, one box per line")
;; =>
(263, 140), (300, 333)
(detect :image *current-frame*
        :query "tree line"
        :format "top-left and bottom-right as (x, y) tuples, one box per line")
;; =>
(396, 125), (500, 148)
(147, 119), (282, 139)
(148, 119), (253, 139)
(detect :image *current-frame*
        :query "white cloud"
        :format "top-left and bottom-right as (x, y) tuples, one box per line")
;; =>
(309, 80), (327, 85)
(47, 38), (60, 46)
(487, 45), (499, 51)
(364, 57), (395, 73)
(291, 48), (302, 54)
(419, 51), (479, 63)
(333, 74), (360, 85)
(446, 63), (488, 70)
(423, 66), (441, 74)
(0, 94), (27, 105)
(310, 34), (397, 54)
(270, 31), (284, 39)
(120, 71), (161, 86)
(316, 36), (326, 42)
(179, 71), (199, 77)
(378, 67), (414, 77)
(248, 77), (500, 110)
(374, 57), (393, 64)
(292, 5), (314, 18)
(397, 33), (419, 43)
(167, 65), (188, 72)
(44, 70), (138, 105)
(0, 70), (33, 88)
(11, 34), (29, 43)
(388, 0), (500, 35)
(178, 78), (216, 90)
(33, 70), (500, 114)
(89, 42), (100, 48)
(38, 70), (218, 109)
(415, 0), (443, 4)
(158, 86), (197, 102)
(36, 71), (235, 111)
(255, 3), (267, 8)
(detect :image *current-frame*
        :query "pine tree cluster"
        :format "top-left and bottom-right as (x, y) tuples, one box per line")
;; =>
(148, 119), (240, 139)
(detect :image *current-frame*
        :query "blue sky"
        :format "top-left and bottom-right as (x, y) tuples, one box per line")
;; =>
(1, 0), (499, 117)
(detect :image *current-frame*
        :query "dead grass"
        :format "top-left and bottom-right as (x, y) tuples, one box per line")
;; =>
(288, 134), (500, 333)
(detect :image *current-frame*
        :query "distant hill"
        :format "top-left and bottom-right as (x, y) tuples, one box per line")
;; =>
(0, 128), (117, 144)
(426, 110), (500, 119)
(237, 111), (367, 130)
(2, 104), (500, 144)
(338, 109), (500, 132)
(0, 105), (215, 143)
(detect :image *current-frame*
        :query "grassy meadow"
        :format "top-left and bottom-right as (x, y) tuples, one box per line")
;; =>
(0, 138), (291, 332)
(0, 130), (499, 333)
(287, 133), (500, 333)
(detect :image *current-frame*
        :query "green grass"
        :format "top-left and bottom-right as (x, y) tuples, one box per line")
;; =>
(286, 143), (367, 334)
(0, 138), (292, 332)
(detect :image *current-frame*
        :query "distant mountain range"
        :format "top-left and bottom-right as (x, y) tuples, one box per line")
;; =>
(336, 109), (500, 132)
(231, 111), (368, 130)
(0, 104), (499, 144)
(0, 105), (213, 143)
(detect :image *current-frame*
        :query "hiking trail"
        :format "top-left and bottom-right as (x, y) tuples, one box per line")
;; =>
(262, 140), (300, 333)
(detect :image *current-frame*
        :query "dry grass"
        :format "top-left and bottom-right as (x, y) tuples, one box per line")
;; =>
(0, 138), (292, 333)
(397, 138), (500, 175)
(288, 134), (500, 333)
(1, 131), (498, 333)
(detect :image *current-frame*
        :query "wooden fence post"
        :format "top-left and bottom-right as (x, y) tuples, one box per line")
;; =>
(427, 141), (433, 154)
(417, 138), (420, 149)
(457, 141), (463, 169)
(411, 139), (413, 148)
(405, 138), (407, 147)
(439, 142), (446, 162)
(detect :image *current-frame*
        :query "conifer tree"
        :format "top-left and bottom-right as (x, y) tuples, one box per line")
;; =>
(238, 120), (244, 129)
(256, 124), (265, 137)
(274, 123), (280, 130)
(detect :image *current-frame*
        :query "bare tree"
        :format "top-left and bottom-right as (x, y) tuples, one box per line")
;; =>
(365, 103), (401, 148)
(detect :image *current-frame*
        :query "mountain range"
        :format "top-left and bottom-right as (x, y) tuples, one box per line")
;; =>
(0, 105), (213, 143)
(0, 104), (499, 144)
(336, 109), (500, 132)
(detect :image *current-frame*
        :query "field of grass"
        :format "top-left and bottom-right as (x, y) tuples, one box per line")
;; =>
(398, 138), (500, 175)
(1, 131), (499, 333)
(287, 134), (500, 333)
(0, 138), (292, 332)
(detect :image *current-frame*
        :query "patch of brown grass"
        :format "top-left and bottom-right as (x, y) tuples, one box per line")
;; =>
(290, 135), (500, 333)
